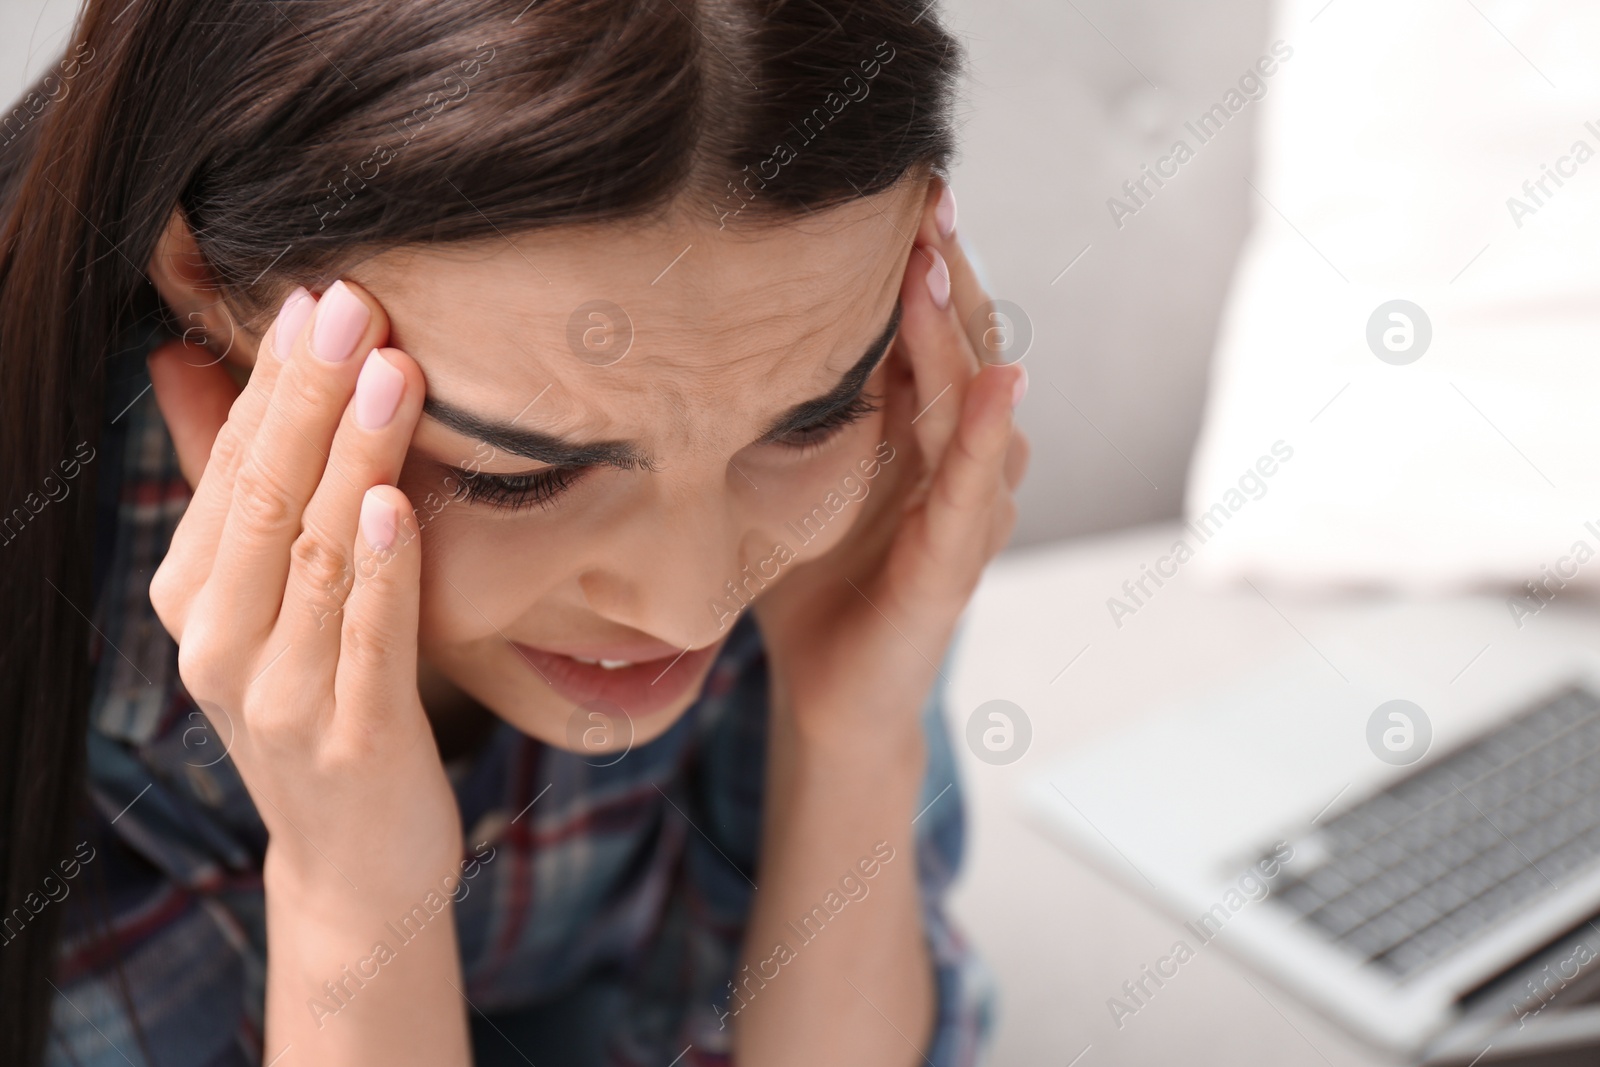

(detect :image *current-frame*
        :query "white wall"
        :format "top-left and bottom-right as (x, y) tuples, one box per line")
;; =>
(2, 0), (79, 99)
(939, 0), (1272, 544)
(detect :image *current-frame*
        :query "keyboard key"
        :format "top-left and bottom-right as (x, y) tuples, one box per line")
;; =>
(1266, 685), (1600, 976)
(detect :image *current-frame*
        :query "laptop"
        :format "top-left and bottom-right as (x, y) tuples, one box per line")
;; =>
(1024, 596), (1600, 1062)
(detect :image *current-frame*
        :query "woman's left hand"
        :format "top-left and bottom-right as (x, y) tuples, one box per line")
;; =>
(752, 179), (1030, 752)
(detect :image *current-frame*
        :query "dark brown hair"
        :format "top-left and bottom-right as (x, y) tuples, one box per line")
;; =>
(0, 0), (961, 1062)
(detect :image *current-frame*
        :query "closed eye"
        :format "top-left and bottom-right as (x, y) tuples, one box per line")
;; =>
(763, 391), (881, 455)
(443, 389), (880, 513)
(445, 465), (588, 512)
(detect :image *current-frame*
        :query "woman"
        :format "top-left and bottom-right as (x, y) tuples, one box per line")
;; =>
(0, 1), (1028, 1064)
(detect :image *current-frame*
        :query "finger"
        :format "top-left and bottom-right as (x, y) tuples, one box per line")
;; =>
(150, 287), (314, 636)
(983, 482), (1020, 561)
(334, 484), (423, 741)
(198, 280), (390, 643)
(275, 346), (427, 667)
(916, 178), (992, 363)
(1004, 426), (1030, 492)
(916, 360), (1025, 588)
(895, 239), (976, 479)
(147, 337), (242, 489)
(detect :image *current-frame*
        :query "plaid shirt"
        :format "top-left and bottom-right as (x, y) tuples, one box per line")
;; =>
(42, 320), (995, 1066)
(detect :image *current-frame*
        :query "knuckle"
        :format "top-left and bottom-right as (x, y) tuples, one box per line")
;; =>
(231, 371), (275, 417)
(932, 460), (980, 515)
(274, 366), (338, 420)
(231, 456), (302, 534)
(339, 619), (398, 675)
(175, 624), (228, 704)
(952, 418), (989, 468)
(289, 525), (352, 611)
(206, 420), (248, 476)
(148, 562), (186, 635)
(931, 474), (966, 517)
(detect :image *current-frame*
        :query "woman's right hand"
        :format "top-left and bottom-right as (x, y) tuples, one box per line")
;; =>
(148, 280), (473, 1063)
(147, 278), (464, 920)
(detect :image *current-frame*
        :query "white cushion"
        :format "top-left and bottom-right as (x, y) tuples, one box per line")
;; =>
(1186, 0), (1600, 595)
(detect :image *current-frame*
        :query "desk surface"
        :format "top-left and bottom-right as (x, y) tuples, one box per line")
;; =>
(942, 523), (1600, 1067)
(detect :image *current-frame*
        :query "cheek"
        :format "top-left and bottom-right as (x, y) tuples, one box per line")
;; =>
(746, 415), (895, 565)
(399, 472), (572, 649)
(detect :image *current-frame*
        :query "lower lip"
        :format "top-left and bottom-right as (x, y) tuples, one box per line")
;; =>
(510, 640), (725, 718)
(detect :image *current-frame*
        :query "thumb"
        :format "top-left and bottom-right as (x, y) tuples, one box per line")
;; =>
(147, 337), (241, 490)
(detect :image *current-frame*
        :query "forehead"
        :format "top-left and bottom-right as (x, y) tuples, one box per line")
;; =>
(350, 184), (923, 433)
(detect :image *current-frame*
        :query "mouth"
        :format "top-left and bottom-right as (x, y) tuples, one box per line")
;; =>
(509, 638), (728, 718)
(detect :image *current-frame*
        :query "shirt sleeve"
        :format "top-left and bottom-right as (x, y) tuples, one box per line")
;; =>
(46, 731), (265, 1067)
(910, 638), (998, 1067)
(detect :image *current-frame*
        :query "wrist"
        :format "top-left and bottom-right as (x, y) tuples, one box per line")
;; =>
(263, 841), (467, 932)
(263, 847), (371, 932)
(773, 695), (928, 795)
(770, 669), (929, 758)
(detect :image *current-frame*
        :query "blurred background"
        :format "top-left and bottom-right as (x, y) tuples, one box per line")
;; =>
(15, 0), (1600, 1065)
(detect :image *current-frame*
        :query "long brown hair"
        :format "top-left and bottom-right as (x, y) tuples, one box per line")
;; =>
(0, 0), (961, 1062)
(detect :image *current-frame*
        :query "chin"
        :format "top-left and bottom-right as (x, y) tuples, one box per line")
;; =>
(491, 682), (701, 754)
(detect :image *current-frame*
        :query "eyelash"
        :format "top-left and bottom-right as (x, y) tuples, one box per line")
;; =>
(447, 466), (586, 513)
(449, 391), (881, 512)
(768, 391), (882, 455)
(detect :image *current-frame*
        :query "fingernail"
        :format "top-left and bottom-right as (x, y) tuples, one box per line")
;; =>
(924, 248), (950, 310)
(1011, 364), (1029, 410)
(273, 287), (314, 361)
(354, 350), (404, 430)
(936, 185), (958, 238)
(360, 490), (396, 552)
(312, 280), (371, 363)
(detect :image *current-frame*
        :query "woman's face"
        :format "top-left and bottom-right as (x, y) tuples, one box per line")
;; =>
(341, 182), (928, 749)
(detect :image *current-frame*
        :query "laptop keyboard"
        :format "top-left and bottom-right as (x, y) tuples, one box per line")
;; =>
(1265, 685), (1600, 979)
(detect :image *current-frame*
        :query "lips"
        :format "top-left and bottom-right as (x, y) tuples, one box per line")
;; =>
(510, 638), (726, 718)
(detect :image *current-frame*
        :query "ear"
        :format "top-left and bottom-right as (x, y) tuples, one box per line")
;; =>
(146, 208), (260, 370)
(147, 334), (240, 491)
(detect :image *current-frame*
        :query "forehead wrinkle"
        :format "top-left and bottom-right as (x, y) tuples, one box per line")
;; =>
(599, 300), (860, 459)
(683, 250), (901, 392)
(387, 251), (896, 404)
(372, 183), (916, 425)
(680, 225), (895, 320)
(626, 314), (796, 450)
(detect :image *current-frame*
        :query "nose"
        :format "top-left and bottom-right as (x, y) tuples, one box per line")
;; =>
(574, 475), (761, 650)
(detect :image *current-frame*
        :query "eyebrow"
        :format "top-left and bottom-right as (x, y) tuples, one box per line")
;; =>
(420, 298), (903, 470)
(756, 299), (901, 441)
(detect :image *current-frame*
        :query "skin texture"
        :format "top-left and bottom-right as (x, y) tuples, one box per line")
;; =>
(144, 176), (1028, 1065)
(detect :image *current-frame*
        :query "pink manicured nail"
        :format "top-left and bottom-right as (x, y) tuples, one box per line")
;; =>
(354, 350), (404, 430)
(311, 280), (370, 363)
(360, 490), (396, 552)
(1011, 364), (1029, 409)
(273, 287), (314, 361)
(935, 185), (958, 238)
(924, 248), (950, 309)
